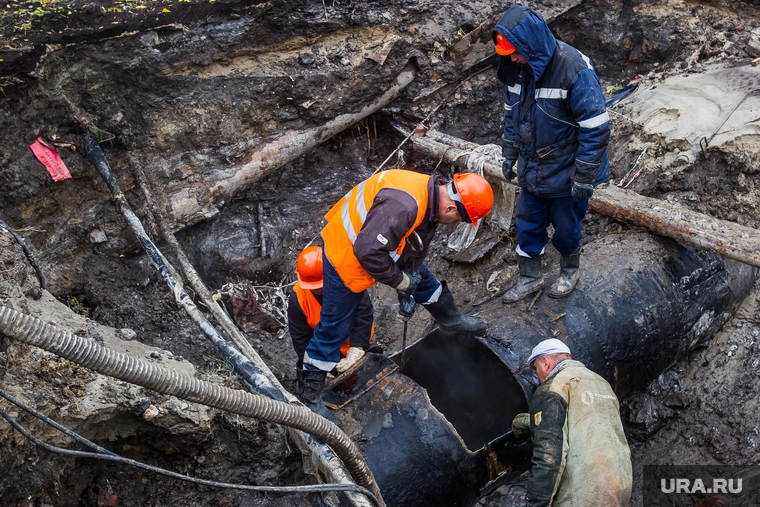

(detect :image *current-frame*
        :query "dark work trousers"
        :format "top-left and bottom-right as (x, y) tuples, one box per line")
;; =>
(304, 258), (441, 372)
(288, 289), (374, 370)
(515, 189), (589, 257)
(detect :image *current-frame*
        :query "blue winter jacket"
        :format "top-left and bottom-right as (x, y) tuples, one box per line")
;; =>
(493, 5), (610, 198)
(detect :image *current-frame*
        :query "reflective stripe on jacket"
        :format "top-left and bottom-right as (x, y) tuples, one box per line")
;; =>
(322, 170), (431, 292)
(493, 5), (610, 198)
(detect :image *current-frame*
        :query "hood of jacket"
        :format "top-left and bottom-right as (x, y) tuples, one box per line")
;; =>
(492, 4), (557, 85)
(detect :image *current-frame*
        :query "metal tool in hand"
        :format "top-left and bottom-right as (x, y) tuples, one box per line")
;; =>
(399, 293), (415, 372)
(397, 270), (419, 372)
(400, 320), (409, 372)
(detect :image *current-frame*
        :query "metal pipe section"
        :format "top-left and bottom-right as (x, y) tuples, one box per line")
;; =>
(0, 306), (384, 506)
(325, 233), (756, 507)
(477, 233), (757, 401)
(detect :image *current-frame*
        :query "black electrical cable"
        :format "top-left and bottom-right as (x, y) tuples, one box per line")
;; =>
(0, 217), (47, 299)
(0, 392), (380, 506)
(0, 390), (117, 457)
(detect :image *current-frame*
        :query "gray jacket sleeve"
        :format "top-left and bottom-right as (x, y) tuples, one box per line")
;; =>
(352, 188), (420, 288)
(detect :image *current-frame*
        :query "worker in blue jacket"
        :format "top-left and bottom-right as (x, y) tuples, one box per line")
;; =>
(493, 4), (610, 302)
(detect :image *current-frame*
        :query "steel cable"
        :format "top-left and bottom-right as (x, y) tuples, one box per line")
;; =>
(0, 394), (378, 505)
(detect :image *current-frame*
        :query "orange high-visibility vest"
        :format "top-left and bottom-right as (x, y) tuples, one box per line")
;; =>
(293, 282), (373, 355)
(293, 282), (322, 329)
(322, 170), (430, 292)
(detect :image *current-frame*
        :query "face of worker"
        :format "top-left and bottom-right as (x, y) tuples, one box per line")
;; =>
(439, 203), (464, 224)
(511, 52), (527, 64)
(437, 186), (465, 224)
(312, 288), (323, 295)
(535, 356), (553, 383)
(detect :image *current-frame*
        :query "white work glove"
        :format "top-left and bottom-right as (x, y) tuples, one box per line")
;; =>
(335, 347), (366, 373)
(396, 272), (411, 292)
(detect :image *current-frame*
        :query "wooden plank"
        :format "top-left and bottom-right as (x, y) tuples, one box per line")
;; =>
(588, 185), (760, 268)
(401, 127), (760, 268)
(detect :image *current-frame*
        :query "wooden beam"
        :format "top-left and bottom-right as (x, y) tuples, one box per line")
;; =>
(402, 126), (760, 268)
(163, 64), (417, 231)
(587, 185), (760, 269)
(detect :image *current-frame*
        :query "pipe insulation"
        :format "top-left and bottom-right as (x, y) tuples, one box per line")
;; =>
(0, 305), (383, 506)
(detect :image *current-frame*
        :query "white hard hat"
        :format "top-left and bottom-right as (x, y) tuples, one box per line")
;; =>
(527, 339), (571, 368)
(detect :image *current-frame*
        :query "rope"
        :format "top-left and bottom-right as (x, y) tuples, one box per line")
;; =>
(463, 143), (502, 176)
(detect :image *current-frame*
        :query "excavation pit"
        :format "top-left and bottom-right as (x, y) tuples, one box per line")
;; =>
(391, 331), (529, 451)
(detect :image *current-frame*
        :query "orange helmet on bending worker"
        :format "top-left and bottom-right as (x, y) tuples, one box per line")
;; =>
(448, 173), (494, 226)
(296, 246), (323, 290)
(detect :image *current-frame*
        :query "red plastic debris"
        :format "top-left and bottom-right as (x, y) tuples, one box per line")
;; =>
(29, 138), (72, 182)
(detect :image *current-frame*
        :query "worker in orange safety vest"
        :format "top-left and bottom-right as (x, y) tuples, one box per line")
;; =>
(288, 246), (374, 399)
(300, 169), (494, 407)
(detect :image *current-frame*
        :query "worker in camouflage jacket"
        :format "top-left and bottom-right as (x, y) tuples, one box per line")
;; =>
(492, 5), (610, 302)
(512, 339), (632, 507)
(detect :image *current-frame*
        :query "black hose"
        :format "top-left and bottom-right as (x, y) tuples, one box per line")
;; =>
(0, 305), (383, 505)
(0, 391), (379, 506)
(0, 218), (47, 299)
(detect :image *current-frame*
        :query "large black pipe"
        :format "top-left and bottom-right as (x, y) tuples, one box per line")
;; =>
(475, 233), (757, 401)
(326, 232), (757, 507)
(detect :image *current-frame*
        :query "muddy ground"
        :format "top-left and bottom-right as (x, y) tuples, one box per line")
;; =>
(2, 0), (760, 505)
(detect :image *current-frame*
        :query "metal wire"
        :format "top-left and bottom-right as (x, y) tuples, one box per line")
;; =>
(0, 389), (380, 506)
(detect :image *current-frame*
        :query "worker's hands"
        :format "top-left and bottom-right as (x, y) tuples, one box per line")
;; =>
(396, 270), (421, 299)
(512, 412), (530, 438)
(502, 159), (516, 182)
(398, 294), (417, 322)
(396, 270), (420, 321)
(336, 347), (366, 373)
(571, 182), (594, 201)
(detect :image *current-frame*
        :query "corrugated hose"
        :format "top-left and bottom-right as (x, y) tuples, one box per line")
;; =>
(0, 305), (383, 507)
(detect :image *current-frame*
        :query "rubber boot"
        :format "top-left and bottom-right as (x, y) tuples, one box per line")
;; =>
(549, 247), (580, 299)
(425, 282), (487, 335)
(298, 368), (341, 426)
(502, 255), (544, 304)
(298, 368), (326, 405)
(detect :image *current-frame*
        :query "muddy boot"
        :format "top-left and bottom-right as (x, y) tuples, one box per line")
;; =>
(425, 282), (487, 335)
(549, 248), (580, 299)
(298, 368), (326, 405)
(503, 255), (544, 304)
(298, 368), (341, 426)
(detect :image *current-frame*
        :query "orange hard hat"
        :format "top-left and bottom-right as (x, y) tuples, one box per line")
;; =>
(494, 32), (516, 56)
(296, 246), (323, 290)
(452, 173), (494, 226)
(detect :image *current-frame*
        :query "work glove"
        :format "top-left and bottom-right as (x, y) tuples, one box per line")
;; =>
(398, 294), (417, 322)
(395, 270), (421, 299)
(396, 270), (421, 321)
(512, 412), (530, 438)
(571, 182), (594, 201)
(502, 159), (516, 182)
(336, 347), (366, 373)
